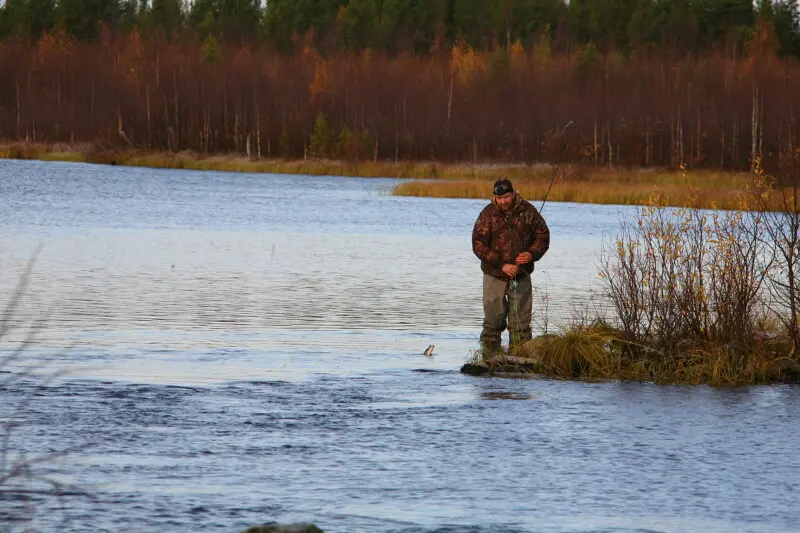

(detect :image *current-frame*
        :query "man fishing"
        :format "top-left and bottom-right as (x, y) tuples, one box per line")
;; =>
(472, 179), (550, 352)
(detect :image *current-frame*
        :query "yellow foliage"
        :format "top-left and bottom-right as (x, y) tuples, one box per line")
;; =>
(362, 48), (373, 63)
(450, 39), (485, 86)
(34, 30), (74, 67)
(510, 39), (526, 70)
(531, 25), (552, 72)
(510, 40), (525, 58)
(302, 44), (318, 61)
(118, 29), (144, 86)
(309, 60), (331, 103)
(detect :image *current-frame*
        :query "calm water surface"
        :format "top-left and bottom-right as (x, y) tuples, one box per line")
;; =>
(0, 160), (798, 533)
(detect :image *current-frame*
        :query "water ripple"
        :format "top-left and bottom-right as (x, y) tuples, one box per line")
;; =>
(1, 162), (798, 533)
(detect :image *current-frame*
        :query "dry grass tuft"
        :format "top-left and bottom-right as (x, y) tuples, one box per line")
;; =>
(390, 164), (766, 210)
(515, 323), (620, 379)
(498, 324), (795, 386)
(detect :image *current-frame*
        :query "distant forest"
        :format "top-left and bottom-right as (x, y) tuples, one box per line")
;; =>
(1, 0), (799, 170)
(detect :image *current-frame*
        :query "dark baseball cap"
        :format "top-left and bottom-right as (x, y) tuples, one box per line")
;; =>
(493, 179), (514, 196)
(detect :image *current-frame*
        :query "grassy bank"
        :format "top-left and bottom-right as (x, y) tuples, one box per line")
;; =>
(465, 179), (800, 386)
(1, 142), (491, 178)
(514, 322), (799, 386)
(0, 141), (760, 210)
(463, 321), (800, 386)
(392, 175), (753, 210)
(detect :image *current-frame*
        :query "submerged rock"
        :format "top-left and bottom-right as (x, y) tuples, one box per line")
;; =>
(461, 353), (542, 378)
(242, 524), (324, 533)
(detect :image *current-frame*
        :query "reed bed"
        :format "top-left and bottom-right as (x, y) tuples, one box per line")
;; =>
(510, 322), (796, 386)
(0, 144), (443, 178)
(498, 168), (800, 386)
(391, 179), (754, 210)
(1, 142), (754, 211)
(118, 153), (430, 177)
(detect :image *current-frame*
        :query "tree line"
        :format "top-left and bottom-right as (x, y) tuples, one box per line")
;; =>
(0, 1), (799, 171)
(1, 0), (799, 58)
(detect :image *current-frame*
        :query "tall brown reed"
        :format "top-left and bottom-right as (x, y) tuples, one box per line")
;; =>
(600, 186), (771, 355)
(748, 153), (800, 356)
(512, 161), (800, 385)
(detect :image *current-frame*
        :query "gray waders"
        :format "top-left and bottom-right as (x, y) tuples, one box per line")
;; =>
(480, 273), (533, 349)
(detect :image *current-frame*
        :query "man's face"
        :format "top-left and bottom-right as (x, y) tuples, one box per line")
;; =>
(496, 192), (514, 211)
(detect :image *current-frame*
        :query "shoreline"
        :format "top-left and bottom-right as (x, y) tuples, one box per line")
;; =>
(460, 332), (800, 387)
(4, 141), (798, 387)
(0, 142), (757, 210)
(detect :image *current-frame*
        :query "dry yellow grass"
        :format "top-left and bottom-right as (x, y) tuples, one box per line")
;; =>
(0, 142), (774, 210)
(392, 179), (754, 210)
(511, 323), (795, 386)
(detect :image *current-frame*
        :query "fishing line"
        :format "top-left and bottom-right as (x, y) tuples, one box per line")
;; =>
(507, 121), (574, 350)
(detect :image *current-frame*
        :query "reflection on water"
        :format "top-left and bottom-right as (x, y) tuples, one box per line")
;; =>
(479, 390), (534, 400)
(1, 160), (798, 533)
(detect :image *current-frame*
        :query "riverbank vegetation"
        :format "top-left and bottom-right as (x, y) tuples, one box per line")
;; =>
(1, 1), (799, 183)
(391, 166), (760, 210)
(1, 141), (793, 211)
(469, 159), (800, 386)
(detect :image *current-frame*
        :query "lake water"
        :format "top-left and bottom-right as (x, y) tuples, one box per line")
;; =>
(0, 159), (798, 533)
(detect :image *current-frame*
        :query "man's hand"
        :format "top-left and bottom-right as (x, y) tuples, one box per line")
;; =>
(515, 252), (533, 265)
(502, 264), (519, 278)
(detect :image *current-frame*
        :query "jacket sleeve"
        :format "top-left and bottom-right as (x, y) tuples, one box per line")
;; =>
(527, 207), (550, 262)
(472, 208), (504, 267)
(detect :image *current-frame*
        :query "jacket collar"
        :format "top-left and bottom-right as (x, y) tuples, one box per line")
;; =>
(491, 192), (523, 214)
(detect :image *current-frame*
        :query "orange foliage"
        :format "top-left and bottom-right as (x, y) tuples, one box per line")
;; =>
(450, 38), (485, 86)
(1, 33), (798, 169)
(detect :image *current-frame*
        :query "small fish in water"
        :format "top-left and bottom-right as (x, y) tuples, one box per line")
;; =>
(424, 345), (435, 356)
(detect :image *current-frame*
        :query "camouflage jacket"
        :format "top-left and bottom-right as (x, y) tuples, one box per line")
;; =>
(472, 194), (550, 280)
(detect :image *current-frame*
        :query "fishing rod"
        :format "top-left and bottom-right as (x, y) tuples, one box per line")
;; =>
(515, 119), (574, 274)
(507, 120), (574, 278)
(507, 120), (574, 339)
(468, 121), (576, 354)
(539, 120), (574, 215)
